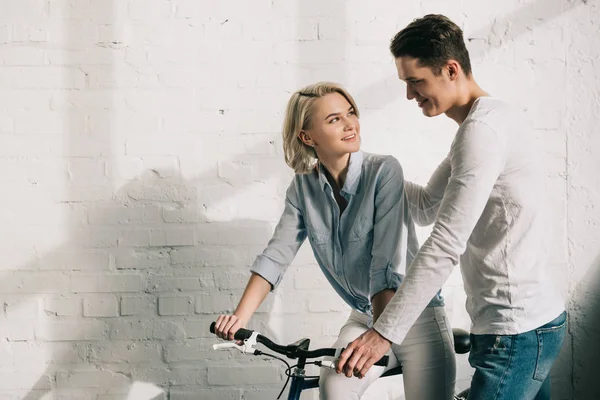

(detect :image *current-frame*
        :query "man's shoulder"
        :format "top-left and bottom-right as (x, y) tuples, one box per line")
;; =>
(466, 97), (522, 126)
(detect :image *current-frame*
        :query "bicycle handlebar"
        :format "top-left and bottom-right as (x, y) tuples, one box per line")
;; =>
(210, 322), (389, 367)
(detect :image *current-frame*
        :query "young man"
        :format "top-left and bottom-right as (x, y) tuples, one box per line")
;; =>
(336, 14), (566, 400)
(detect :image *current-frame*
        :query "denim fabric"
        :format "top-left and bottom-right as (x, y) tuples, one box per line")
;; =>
(250, 151), (443, 315)
(467, 311), (567, 400)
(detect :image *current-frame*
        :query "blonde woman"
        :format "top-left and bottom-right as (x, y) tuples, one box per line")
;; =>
(213, 82), (456, 400)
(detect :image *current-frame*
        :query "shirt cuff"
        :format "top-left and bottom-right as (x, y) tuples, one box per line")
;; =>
(370, 263), (402, 298)
(372, 318), (403, 344)
(250, 255), (284, 291)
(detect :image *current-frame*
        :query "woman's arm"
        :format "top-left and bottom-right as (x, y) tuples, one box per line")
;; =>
(214, 272), (272, 340)
(213, 180), (307, 340)
(369, 157), (411, 303)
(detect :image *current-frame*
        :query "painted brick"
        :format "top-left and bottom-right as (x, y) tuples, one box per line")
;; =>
(92, 341), (163, 363)
(35, 320), (108, 341)
(83, 295), (119, 317)
(71, 274), (143, 293)
(208, 366), (281, 385)
(56, 370), (131, 389)
(170, 389), (241, 400)
(120, 295), (157, 316)
(44, 297), (81, 316)
(0, 2), (597, 399)
(108, 319), (185, 341)
(158, 295), (194, 316)
(195, 293), (236, 314)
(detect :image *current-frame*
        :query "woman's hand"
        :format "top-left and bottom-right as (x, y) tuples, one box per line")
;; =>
(212, 273), (271, 343)
(214, 314), (245, 341)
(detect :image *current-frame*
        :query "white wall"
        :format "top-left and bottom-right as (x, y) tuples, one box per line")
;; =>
(0, 0), (598, 399)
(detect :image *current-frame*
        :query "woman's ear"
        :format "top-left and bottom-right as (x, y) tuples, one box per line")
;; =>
(298, 130), (315, 147)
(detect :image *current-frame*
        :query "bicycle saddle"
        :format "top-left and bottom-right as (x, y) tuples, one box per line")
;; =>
(452, 328), (471, 354)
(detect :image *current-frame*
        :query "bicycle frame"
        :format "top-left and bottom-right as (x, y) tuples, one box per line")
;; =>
(282, 337), (328, 399)
(287, 367), (319, 400)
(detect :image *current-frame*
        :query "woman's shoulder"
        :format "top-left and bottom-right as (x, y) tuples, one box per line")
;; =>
(361, 152), (403, 173)
(288, 166), (320, 196)
(292, 164), (320, 183)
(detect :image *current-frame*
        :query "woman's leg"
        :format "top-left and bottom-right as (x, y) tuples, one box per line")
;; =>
(393, 306), (456, 400)
(319, 310), (400, 400)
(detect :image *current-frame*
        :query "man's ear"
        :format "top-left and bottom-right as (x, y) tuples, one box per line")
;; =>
(447, 60), (460, 81)
(298, 130), (314, 147)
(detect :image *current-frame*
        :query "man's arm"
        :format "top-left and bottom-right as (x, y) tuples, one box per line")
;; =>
(404, 156), (451, 226)
(337, 121), (507, 377)
(374, 121), (506, 342)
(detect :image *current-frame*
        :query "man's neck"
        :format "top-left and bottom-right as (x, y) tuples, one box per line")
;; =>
(445, 78), (489, 125)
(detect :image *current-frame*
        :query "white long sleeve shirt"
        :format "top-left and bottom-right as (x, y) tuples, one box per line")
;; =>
(374, 97), (564, 343)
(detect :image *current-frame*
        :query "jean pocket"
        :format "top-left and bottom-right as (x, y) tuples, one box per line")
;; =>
(533, 313), (567, 382)
(469, 334), (511, 358)
(468, 334), (512, 372)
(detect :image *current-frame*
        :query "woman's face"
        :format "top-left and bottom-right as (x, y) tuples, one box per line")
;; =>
(299, 92), (361, 159)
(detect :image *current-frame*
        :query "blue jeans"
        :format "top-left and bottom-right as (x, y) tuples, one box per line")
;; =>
(467, 311), (567, 400)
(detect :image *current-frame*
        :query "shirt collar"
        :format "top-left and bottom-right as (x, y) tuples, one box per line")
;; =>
(316, 150), (363, 195)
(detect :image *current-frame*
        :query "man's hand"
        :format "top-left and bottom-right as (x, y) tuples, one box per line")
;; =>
(336, 328), (392, 378)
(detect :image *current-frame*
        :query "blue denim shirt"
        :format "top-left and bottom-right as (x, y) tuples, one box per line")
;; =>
(250, 151), (444, 316)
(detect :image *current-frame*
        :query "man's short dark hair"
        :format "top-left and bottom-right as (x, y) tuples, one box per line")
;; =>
(390, 14), (472, 76)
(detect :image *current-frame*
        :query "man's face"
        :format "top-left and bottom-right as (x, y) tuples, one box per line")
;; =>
(394, 56), (455, 117)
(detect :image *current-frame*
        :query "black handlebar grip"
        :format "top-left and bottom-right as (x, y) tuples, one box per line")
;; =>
(374, 355), (389, 367)
(233, 327), (254, 341)
(210, 322), (254, 340)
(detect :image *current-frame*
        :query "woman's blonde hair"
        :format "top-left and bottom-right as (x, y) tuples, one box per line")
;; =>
(282, 81), (360, 174)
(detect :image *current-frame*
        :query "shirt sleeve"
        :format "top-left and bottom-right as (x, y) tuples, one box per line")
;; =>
(369, 157), (409, 298)
(404, 156), (452, 226)
(250, 180), (307, 290)
(373, 121), (507, 343)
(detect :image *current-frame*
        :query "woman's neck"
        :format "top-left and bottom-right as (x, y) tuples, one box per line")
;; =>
(319, 152), (351, 189)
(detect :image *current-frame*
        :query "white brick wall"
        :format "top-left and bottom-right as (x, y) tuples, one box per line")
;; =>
(0, 0), (598, 399)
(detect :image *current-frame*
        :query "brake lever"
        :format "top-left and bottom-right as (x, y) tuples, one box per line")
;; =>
(213, 342), (243, 351)
(316, 348), (388, 370)
(315, 348), (343, 370)
(212, 332), (260, 355)
(318, 360), (337, 369)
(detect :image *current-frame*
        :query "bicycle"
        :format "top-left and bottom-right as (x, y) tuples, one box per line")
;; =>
(210, 322), (472, 400)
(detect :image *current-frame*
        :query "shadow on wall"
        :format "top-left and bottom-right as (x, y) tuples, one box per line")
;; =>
(356, 0), (584, 109)
(4, 0), (289, 397)
(571, 254), (600, 399)
(7, 149), (282, 399)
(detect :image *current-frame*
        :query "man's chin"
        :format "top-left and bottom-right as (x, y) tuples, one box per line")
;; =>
(422, 107), (442, 118)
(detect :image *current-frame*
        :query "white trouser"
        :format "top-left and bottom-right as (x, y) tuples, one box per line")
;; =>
(319, 306), (456, 400)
